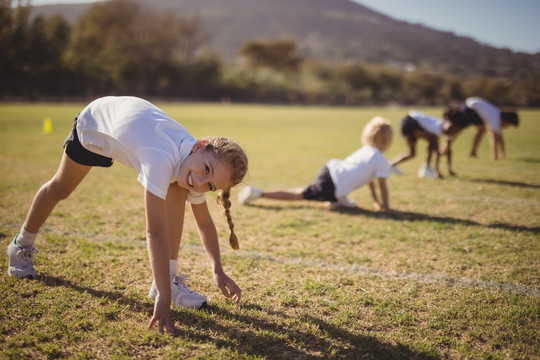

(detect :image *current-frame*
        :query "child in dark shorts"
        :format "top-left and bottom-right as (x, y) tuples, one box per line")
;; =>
(7, 96), (249, 334)
(440, 98), (518, 175)
(238, 116), (395, 211)
(389, 111), (465, 178)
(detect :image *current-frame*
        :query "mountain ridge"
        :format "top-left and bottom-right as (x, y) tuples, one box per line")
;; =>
(31, 0), (540, 79)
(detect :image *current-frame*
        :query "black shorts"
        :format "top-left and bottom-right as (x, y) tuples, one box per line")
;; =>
(401, 115), (423, 139)
(302, 165), (337, 202)
(462, 105), (484, 126)
(63, 116), (114, 167)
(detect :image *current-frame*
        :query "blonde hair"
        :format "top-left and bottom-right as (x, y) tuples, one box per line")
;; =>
(361, 116), (393, 152)
(200, 137), (248, 250)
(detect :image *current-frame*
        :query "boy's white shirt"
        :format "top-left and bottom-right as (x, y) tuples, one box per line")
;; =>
(408, 111), (443, 136)
(465, 97), (501, 133)
(76, 96), (205, 203)
(326, 145), (390, 200)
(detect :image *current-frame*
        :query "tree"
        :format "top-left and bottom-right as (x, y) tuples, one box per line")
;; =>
(175, 14), (209, 64)
(241, 39), (303, 72)
(63, 0), (212, 96)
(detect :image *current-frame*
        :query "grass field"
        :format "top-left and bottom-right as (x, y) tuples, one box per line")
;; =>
(0, 102), (539, 359)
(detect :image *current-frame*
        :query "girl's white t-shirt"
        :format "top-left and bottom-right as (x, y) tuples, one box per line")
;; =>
(465, 97), (501, 133)
(326, 145), (390, 200)
(76, 96), (205, 203)
(408, 111), (443, 136)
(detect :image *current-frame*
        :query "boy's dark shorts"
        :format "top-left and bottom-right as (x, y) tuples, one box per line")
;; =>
(302, 165), (337, 202)
(401, 115), (423, 139)
(462, 105), (484, 126)
(63, 116), (113, 167)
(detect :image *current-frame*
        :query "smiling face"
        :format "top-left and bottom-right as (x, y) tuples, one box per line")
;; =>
(178, 146), (232, 193)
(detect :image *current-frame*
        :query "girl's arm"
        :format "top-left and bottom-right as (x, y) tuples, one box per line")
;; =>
(497, 132), (505, 159)
(377, 177), (391, 211)
(191, 201), (242, 303)
(428, 135), (441, 178)
(144, 190), (175, 333)
(441, 137), (456, 176)
(368, 180), (381, 211)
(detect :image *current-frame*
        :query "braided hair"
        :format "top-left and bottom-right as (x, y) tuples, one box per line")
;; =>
(201, 137), (248, 250)
(217, 190), (238, 250)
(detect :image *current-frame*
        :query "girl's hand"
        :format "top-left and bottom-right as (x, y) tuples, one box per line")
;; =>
(213, 271), (242, 304)
(148, 294), (176, 333)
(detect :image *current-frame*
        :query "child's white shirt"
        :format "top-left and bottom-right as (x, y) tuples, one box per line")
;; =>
(408, 111), (443, 136)
(76, 96), (205, 203)
(326, 145), (390, 200)
(465, 97), (501, 133)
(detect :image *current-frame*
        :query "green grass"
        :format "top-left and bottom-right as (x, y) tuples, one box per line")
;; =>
(1, 102), (539, 359)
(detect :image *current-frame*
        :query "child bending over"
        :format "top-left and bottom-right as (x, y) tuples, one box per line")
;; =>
(389, 110), (469, 178)
(238, 116), (394, 211)
(7, 96), (248, 334)
(464, 97), (519, 160)
(441, 98), (518, 175)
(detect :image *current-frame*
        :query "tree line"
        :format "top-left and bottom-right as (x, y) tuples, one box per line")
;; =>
(1, 0), (539, 106)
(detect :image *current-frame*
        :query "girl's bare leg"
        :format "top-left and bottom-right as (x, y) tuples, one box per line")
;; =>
(24, 153), (92, 233)
(390, 138), (416, 166)
(262, 187), (305, 201)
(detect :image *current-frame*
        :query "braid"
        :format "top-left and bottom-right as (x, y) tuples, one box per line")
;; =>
(201, 136), (247, 251)
(217, 190), (239, 250)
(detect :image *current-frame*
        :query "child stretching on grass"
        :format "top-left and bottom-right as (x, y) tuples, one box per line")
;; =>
(463, 97), (519, 160)
(7, 96), (248, 333)
(389, 110), (469, 178)
(238, 116), (394, 211)
(440, 98), (519, 175)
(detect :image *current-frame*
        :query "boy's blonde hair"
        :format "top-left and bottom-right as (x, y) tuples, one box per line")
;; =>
(361, 116), (393, 152)
(201, 137), (248, 251)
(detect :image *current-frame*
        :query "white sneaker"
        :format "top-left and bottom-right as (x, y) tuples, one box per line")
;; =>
(238, 186), (263, 205)
(390, 165), (403, 175)
(327, 197), (357, 208)
(7, 234), (37, 278)
(418, 163), (435, 178)
(148, 273), (207, 309)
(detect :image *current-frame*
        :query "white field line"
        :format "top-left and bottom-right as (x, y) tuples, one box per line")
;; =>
(16, 229), (540, 298)
(230, 249), (540, 298)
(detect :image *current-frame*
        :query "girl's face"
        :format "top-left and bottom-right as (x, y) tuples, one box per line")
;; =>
(178, 145), (231, 193)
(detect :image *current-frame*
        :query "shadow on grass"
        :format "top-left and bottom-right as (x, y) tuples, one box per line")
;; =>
(174, 302), (439, 360)
(464, 177), (540, 189)
(247, 204), (540, 234)
(35, 274), (438, 359)
(332, 207), (540, 234)
(37, 273), (151, 313)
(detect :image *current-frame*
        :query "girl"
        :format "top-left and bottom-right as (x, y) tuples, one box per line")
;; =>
(440, 99), (518, 175)
(389, 111), (444, 178)
(464, 97), (519, 160)
(389, 110), (468, 178)
(7, 96), (248, 334)
(238, 116), (394, 211)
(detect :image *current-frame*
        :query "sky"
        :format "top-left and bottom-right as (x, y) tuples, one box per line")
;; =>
(27, 0), (540, 54)
(353, 0), (540, 54)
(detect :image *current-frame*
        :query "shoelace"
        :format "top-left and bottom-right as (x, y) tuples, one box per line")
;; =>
(16, 246), (38, 266)
(172, 274), (197, 294)
(17, 246), (38, 259)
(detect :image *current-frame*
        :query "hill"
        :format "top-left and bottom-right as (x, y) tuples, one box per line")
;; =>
(31, 0), (540, 80)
